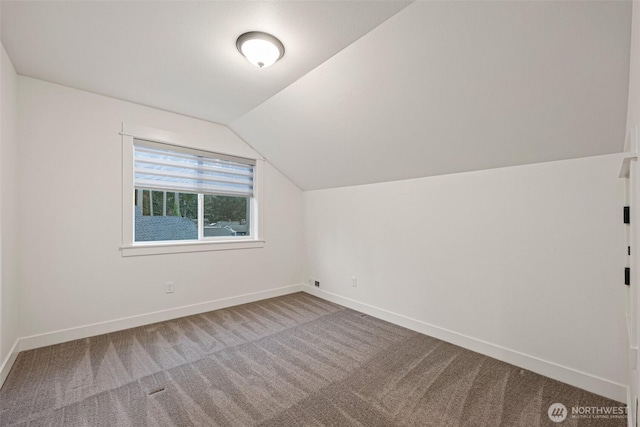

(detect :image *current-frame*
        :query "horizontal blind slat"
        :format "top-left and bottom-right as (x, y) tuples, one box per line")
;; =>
(135, 181), (252, 198)
(135, 169), (253, 186)
(135, 158), (254, 178)
(134, 141), (254, 197)
(135, 144), (256, 166)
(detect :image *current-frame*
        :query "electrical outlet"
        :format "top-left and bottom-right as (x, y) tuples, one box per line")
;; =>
(165, 282), (174, 294)
(351, 276), (358, 287)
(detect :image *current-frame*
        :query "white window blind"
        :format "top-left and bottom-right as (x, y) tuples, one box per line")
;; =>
(134, 139), (255, 197)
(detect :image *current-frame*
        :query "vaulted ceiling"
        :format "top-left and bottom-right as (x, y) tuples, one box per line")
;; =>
(1, 1), (410, 123)
(1, 1), (632, 190)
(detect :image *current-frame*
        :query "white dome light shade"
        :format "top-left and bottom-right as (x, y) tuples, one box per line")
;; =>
(237, 32), (285, 68)
(241, 39), (280, 68)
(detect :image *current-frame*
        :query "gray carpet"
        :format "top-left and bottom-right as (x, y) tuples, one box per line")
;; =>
(0, 292), (626, 426)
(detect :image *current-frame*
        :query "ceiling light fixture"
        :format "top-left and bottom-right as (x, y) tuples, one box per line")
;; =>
(236, 31), (285, 68)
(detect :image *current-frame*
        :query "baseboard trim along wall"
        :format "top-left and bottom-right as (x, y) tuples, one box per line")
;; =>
(1, 284), (303, 389)
(4, 283), (627, 403)
(18, 284), (303, 353)
(0, 339), (20, 389)
(302, 284), (628, 403)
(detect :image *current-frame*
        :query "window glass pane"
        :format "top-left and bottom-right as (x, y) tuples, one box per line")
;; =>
(203, 194), (250, 237)
(134, 189), (198, 242)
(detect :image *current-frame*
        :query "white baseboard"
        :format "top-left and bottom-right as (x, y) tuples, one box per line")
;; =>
(0, 339), (20, 389)
(19, 284), (303, 352)
(302, 285), (628, 403)
(7, 283), (627, 403)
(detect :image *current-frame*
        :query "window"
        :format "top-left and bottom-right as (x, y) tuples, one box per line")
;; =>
(121, 124), (264, 256)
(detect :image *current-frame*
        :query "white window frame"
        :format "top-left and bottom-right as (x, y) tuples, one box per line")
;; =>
(121, 123), (265, 256)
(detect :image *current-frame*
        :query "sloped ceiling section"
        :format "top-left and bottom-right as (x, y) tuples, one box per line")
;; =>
(0, 1), (410, 124)
(231, 1), (632, 191)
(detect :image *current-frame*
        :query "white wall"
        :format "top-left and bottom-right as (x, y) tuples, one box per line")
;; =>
(623, 1), (640, 420)
(626, 2), (640, 152)
(303, 153), (627, 401)
(17, 77), (303, 342)
(232, 1), (631, 191)
(0, 43), (19, 379)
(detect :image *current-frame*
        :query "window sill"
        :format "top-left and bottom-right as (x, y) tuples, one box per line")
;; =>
(121, 239), (265, 257)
